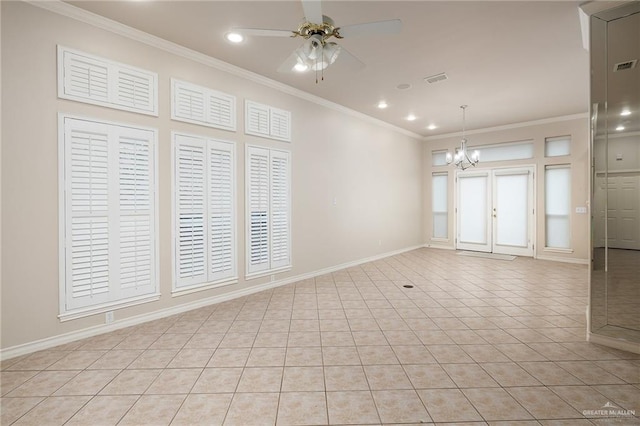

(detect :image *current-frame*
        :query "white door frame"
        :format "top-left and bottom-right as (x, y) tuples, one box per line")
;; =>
(455, 165), (536, 257)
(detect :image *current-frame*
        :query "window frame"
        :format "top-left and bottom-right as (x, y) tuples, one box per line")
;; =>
(58, 113), (160, 321)
(245, 145), (292, 279)
(171, 131), (238, 296)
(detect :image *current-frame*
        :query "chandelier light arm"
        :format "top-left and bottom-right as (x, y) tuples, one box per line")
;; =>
(445, 105), (479, 170)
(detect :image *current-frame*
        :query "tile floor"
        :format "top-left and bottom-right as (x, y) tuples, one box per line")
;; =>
(1, 248), (639, 425)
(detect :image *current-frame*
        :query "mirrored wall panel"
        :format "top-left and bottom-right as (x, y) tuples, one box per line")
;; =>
(590, 3), (640, 344)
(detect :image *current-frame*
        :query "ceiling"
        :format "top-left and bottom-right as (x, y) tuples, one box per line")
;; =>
(66, 0), (590, 137)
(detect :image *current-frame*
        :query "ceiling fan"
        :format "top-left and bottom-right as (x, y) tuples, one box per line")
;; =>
(229, 0), (402, 81)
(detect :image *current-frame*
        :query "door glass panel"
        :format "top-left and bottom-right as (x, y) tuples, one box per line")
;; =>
(495, 173), (528, 247)
(458, 175), (488, 244)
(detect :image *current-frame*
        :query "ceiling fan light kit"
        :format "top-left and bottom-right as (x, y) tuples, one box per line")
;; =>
(229, 0), (402, 82)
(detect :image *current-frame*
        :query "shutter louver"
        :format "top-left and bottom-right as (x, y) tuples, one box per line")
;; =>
(245, 102), (270, 137)
(270, 108), (291, 142)
(58, 46), (157, 116)
(270, 152), (290, 269)
(208, 93), (235, 130)
(175, 138), (207, 287)
(171, 79), (236, 131)
(64, 54), (109, 103)
(245, 100), (292, 142)
(118, 133), (154, 296)
(209, 143), (235, 281)
(67, 126), (110, 306)
(115, 69), (154, 112)
(247, 147), (270, 273)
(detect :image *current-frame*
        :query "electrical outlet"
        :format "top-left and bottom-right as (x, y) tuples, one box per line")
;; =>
(378, 240), (382, 246)
(575, 207), (587, 214)
(270, 275), (275, 282)
(105, 311), (114, 324)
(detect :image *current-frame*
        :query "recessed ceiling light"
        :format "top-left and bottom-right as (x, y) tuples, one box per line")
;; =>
(225, 32), (244, 43)
(406, 114), (417, 121)
(616, 125), (625, 131)
(396, 83), (411, 90)
(377, 101), (388, 109)
(621, 109), (631, 116)
(427, 124), (437, 130)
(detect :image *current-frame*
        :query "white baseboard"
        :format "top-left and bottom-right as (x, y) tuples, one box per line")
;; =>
(588, 332), (640, 354)
(535, 255), (590, 265)
(0, 244), (422, 361)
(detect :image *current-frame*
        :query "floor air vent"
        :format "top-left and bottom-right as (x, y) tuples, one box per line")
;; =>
(613, 59), (637, 72)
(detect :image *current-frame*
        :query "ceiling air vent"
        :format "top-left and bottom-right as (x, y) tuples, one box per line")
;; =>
(613, 59), (637, 72)
(424, 72), (448, 84)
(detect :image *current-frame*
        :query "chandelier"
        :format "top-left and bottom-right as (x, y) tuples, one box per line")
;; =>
(446, 105), (479, 170)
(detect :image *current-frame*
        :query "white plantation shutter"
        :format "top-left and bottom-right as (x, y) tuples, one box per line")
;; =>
(61, 116), (157, 316)
(270, 108), (291, 142)
(173, 133), (237, 292)
(246, 101), (270, 137)
(174, 136), (207, 288)
(65, 120), (111, 309)
(247, 147), (271, 274)
(245, 101), (292, 142)
(58, 46), (157, 116)
(246, 146), (291, 276)
(171, 79), (236, 131)
(117, 131), (155, 297)
(270, 151), (290, 269)
(209, 142), (236, 281)
(115, 68), (155, 113)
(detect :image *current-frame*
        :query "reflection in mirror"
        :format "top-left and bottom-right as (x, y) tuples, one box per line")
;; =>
(590, 3), (640, 345)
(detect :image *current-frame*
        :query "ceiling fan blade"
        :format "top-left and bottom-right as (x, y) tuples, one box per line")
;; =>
(301, 0), (323, 24)
(338, 19), (402, 38)
(277, 50), (304, 73)
(333, 45), (365, 71)
(232, 28), (295, 37)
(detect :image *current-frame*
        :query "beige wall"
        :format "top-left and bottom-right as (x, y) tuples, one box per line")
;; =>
(1, 2), (423, 351)
(422, 117), (590, 263)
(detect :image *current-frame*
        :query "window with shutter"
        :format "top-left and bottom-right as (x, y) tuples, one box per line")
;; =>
(171, 79), (236, 131)
(173, 133), (237, 293)
(58, 46), (158, 116)
(245, 100), (292, 142)
(60, 115), (158, 320)
(246, 146), (291, 277)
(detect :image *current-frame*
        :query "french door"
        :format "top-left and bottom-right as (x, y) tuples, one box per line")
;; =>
(456, 167), (535, 257)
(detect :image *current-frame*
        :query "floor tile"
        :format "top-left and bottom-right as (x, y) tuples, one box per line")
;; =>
(325, 365), (369, 391)
(224, 392), (279, 426)
(326, 391), (380, 425)
(277, 391), (328, 425)
(357, 345), (399, 365)
(6, 370), (80, 397)
(54, 369), (120, 396)
(191, 368), (243, 393)
(403, 364), (456, 389)
(66, 395), (138, 425)
(145, 368), (201, 394)
(441, 363), (500, 388)
(12, 396), (90, 426)
(479, 362), (541, 387)
(506, 386), (582, 419)
(127, 349), (179, 369)
(207, 348), (251, 367)
(418, 388), (483, 422)
(99, 369), (161, 395)
(0, 397), (44, 425)
(518, 361), (583, 386)
(364, 364), (413, 390)
(171, 393), (233, 425)
(236, 367), (283, 392)
(167, 348), (214, 368)
(118, 394), (185, 425)
(372, 389), (431, 424)
(463, 387), (533, 421)
(246, 347), (287, 367)
(282, 366), (325, 392)
(322, 346), (361, 366)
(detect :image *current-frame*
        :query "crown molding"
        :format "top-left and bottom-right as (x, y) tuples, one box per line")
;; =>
(423, 113), (589, 141)
(26, 0), (422, 140)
